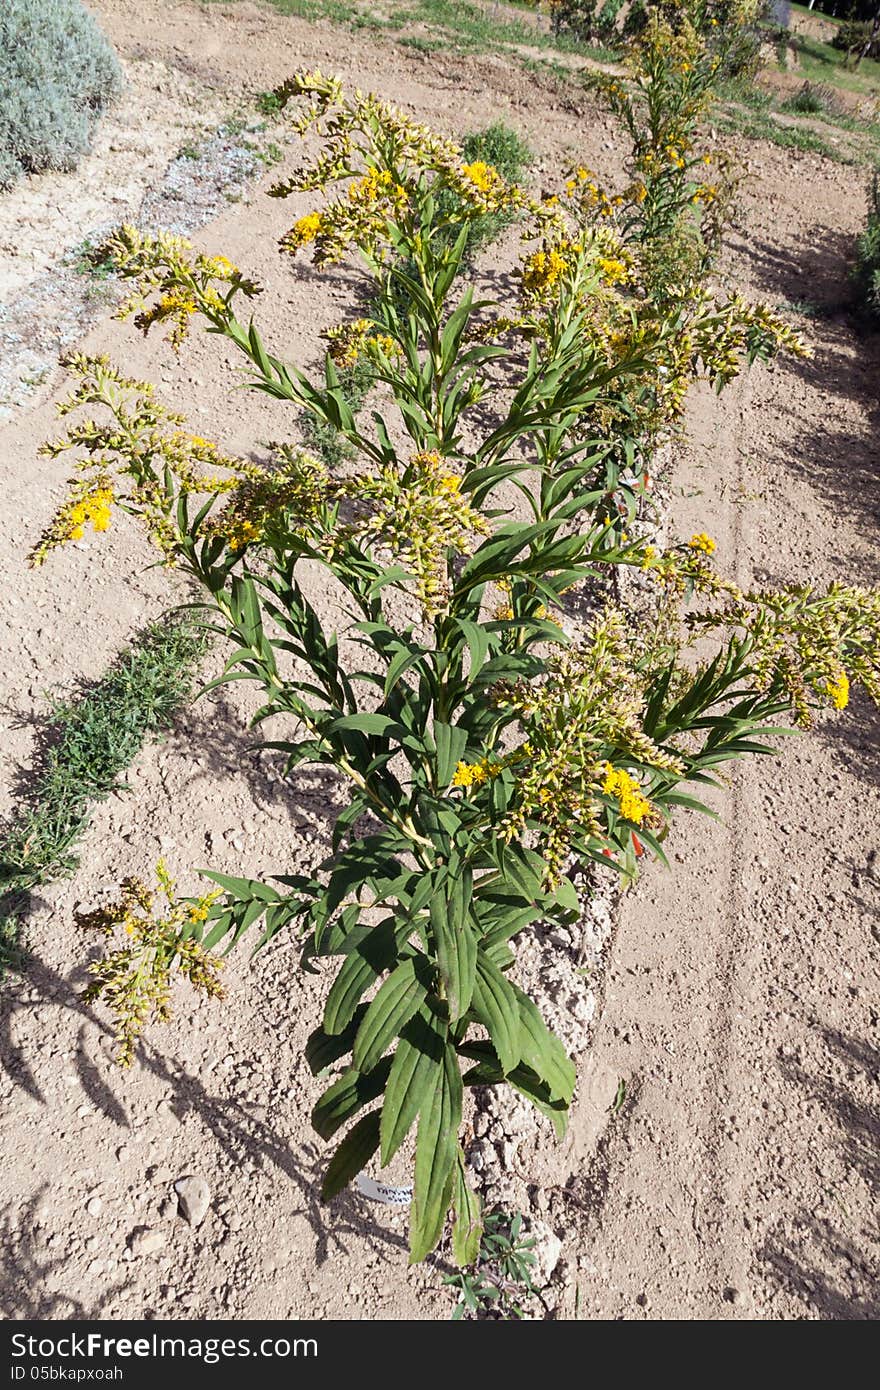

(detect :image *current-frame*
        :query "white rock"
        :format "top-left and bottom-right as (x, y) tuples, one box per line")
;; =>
(525, 1219), (563, 1286)
(129, 1227), (167, 1257)
(174, 1175), (210, 1227)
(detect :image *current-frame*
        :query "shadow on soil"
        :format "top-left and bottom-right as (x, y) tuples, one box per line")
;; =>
(735, 223), (880, 575)
(757, 1027), (880, 1320)
(0, 946), (437, 1311)
(0, 1186), (132, 1319)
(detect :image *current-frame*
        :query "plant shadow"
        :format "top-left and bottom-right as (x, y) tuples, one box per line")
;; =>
(0, 948), (429, 1279)
(756, 1026), (880, 1320)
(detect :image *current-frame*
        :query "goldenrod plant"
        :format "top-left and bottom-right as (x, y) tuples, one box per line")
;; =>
(589, 0), (764, 294)
(34, 75), (880, 1264)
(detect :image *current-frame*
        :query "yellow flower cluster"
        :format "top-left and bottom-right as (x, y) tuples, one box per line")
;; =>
(76, 863), (224, 1067)
(323, 317), (397, 367)
(30, 478), (117, 564)
(563, 165), (617, 220)
(30, 355), (248, 566)
(688, 582), (880, 727)
(97, 225), (260, 350)
(825, 671), (850, 711)
(601, 763), (652, 825)
(287, 211), (324, 249)
(689, 532), (716, 555)
(521, 245), (570, 298)
(346, 450), (490, 619)
(451, 756), (504, 788)
(597, 256), (629, 286)
(460, 160), (501, 197)
(270, 77), (530, 266)
(491, 608), (685, 882)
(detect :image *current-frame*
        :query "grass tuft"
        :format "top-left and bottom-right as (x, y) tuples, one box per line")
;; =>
(0, 615), (209, 901)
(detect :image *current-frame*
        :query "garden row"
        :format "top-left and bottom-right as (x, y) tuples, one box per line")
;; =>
(23, 0), (880, 1281)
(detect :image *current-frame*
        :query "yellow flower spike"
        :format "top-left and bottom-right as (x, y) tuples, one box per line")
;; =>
(601, 762), (652, 826)
(284, 211), (324, 252)
(825, 671), (850, 710)
(688, 532), (716, 556)
(460, 160), (499, 196)
(451, 756), (503, 789)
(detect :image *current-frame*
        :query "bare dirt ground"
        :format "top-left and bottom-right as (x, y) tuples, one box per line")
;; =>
(0, 0), (877, 1321)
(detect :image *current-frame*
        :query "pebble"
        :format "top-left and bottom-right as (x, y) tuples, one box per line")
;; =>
(86, 1196), (103, 1218)
(129, 1227), (167, 1257)
(174, 1175), (211, 1227)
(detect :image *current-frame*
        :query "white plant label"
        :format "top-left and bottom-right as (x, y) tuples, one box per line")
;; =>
(355, 1173), (413, 1206)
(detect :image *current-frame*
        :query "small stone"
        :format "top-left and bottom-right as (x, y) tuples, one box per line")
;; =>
(174, 1175), (210, 1227)
(86, 1196), (103, 1218)
(148, 1165), (173, 1184)
(129, 1227), (167, 1257)
(524, 1219), (563, 1286)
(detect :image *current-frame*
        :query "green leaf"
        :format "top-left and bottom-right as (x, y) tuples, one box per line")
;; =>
(430, 879), (477, 1023)
(496, 843), (546, 905)
(323, 918), (402, 1034)
(312, 1059), (392, 1140)
(352, 958), (427, 1073)
(305, 1005), (367, 1076)
(410, 1038), (461, 1264)
(327, 712), (403, 737)
(515, 987), (575, 1105)
(380, 1008), (445, 1165)
(454, 618), (491, 677)
(321, 1109), (382, 1201)
(433, 720), (469, 789)
(451, 1150), (482, 1267)
(471, 952), (520, 1075)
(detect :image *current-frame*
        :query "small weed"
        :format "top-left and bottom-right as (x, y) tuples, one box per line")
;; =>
(0, 913), (27, 982)
(18, 368), (50, 389)
(256, 89), (283, 117)
(781, 81), (841, 118)
(69, 237), (117, 280)
(444, 1211), (543, 1319)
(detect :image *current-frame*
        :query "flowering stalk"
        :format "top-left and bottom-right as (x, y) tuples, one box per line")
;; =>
(35, 74), (880, 1267)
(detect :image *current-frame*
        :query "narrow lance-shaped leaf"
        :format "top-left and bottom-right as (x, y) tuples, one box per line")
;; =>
(451, 1148), (482, 1268)
(380, 1006), (445, 1166)
(321, 1110), (381, 1202)
(352, 957), (427, 1074)
(409, 1037), (462, 1264)
(430, 879), (477, 1023)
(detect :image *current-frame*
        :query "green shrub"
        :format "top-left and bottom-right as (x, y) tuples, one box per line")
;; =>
(855, 172), (880, 319)
(0, 0), (122, 188)
(436, 122), (533, 262)
(782, 80), (842, 117)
